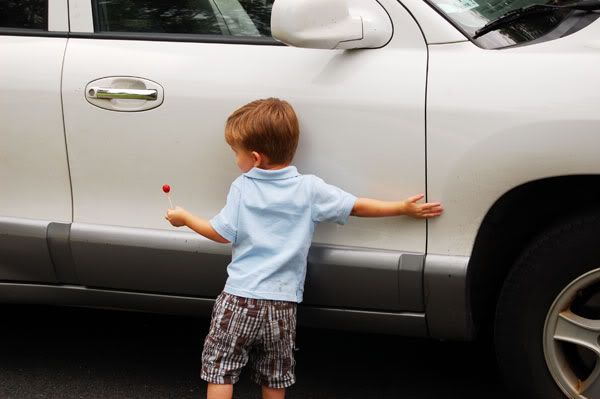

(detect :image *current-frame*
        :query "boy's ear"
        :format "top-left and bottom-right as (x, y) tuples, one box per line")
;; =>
(251, 151), (262, 166)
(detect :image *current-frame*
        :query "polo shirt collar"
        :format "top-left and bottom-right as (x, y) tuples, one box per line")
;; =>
(244, 166), (299, 180)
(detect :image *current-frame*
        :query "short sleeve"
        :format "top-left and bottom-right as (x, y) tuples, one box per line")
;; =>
(209, 182), (241, 243)
(311, 176), (357, 225)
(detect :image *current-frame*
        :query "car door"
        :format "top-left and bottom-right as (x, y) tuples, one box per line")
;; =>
(0, 0), (73, 284)
(63, 0), (428, 312)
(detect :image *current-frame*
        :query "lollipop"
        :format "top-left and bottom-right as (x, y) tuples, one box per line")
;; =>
(162, 184), (174, 209)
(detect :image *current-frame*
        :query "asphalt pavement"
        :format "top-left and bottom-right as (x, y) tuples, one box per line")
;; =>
(0, 304), (509, 398)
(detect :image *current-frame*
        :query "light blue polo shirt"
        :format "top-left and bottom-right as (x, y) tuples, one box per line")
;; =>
(209, 165), (357, 303)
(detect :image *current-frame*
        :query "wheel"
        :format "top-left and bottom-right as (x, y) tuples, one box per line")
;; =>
(494, 209), (600, 399)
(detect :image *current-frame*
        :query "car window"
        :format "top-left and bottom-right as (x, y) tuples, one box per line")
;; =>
(92, 0), (274, 37)
(426, 0), (579, 48)
(0, 0), (48, 30)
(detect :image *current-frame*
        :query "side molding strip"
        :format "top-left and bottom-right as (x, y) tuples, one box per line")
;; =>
(0, 216), (57, 283)
(398, 252), (425, 311)
(47, 222), (78, 284)
(424, 254), (473, 340)
(298, 306), (426, 336)
(305, 245), (424, 311)
(0, 282), (427, 336)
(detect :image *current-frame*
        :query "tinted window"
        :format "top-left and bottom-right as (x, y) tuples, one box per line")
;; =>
(93, 0), (274, 37)
(0, 0), (48, 30)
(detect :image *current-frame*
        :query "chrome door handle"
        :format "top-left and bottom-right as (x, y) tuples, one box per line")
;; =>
(85, 77), (164, 111)
(88, 87), (158, 101)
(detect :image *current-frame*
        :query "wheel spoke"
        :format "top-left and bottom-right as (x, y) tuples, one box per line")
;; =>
(553, 310), (600, 356)
(581, 360), (600, 398)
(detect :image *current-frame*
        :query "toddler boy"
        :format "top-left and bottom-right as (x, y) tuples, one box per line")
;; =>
(165, 98), (443, 399)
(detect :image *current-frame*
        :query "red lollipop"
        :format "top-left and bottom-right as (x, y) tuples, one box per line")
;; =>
(162, 184), (174, 209)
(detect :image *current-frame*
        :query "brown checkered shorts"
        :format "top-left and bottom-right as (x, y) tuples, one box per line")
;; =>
(200, 291), (297, 388)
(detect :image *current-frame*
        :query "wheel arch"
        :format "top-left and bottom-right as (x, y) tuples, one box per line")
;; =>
(466, 174), (600, 338)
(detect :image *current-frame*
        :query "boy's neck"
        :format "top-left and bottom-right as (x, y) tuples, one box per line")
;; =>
(256, 163), (290, 171)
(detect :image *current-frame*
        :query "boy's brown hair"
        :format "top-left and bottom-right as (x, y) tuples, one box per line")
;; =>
(225, 97), (299, 165)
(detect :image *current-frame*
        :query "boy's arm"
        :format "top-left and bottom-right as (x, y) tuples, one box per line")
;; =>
(165, 207), (231, 243)
(351, 194), (444, 219)
(184, 211), (230, 243)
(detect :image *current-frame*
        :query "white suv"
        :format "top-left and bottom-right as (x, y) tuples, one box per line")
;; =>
(1, 0), (599, 398)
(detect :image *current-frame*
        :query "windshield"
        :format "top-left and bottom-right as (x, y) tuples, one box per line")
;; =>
(426, 0), (575, 48)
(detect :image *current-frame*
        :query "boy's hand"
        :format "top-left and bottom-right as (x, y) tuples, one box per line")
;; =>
(402, 194), (444, 219)
(165, 206), (189, 227)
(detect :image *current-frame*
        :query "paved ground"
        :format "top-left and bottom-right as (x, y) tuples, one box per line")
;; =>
(0, 304), (509, 398)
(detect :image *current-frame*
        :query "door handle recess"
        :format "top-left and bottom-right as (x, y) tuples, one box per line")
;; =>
(85, 77), (164, 111)
(88, 87), (158, 101)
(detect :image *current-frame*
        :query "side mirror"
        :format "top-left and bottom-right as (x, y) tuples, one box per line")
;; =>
(271, 0), (393, 50)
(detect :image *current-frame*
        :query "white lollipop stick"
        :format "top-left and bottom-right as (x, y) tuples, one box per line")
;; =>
(162, 184), (175, 210)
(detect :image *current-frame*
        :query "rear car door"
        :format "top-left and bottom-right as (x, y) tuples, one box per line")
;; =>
(0, 0), (72, 283)
(63, 0), (428, 312)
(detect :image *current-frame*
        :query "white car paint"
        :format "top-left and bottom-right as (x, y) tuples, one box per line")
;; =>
(425, 17), (600, 256)
(69, 0), (93, 33)
(0, 0), (71, 222)
(48, 0), (69, 32)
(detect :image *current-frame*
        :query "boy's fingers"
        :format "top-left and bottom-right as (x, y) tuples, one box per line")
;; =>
(430, 210), (444, 215)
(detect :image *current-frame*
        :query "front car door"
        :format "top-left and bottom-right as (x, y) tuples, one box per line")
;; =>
(63, 0), (428, 329)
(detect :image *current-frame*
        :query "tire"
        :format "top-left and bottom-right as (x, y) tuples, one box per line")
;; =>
(494, 209), (600, 399)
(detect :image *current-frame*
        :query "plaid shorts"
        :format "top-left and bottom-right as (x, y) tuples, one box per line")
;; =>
(200, 290), (297, 388)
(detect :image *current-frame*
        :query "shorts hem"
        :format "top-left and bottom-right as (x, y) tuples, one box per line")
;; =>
(252, 375), (296, 389)
(200, 372), (240, 385)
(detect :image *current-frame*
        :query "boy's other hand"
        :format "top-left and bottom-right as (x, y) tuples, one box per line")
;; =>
(403, 194), (444, 219)
(165, 206), (188, 227)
